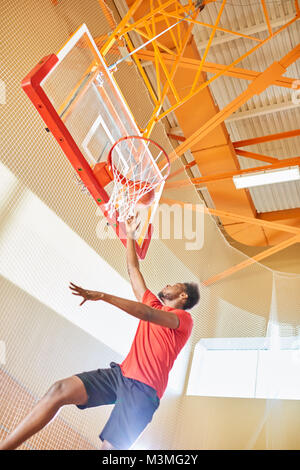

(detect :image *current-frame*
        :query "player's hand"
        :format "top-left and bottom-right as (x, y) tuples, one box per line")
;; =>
(125, 213), (141, 239)
(69, 282), (104, 306)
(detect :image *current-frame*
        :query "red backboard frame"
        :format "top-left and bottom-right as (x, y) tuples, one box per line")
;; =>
(21, 54), (153, 259)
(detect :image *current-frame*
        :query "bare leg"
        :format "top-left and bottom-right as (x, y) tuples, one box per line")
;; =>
(0, 376), (88, 450)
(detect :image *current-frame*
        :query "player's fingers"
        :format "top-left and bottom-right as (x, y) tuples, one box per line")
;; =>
(70, 289), (81, 295)
(70, 284), (84, 293)
(71, 289), (82, 293)
(69, 285), (78, 291)
(69, 282), (81, 290)
(80, 299), (87, 306)
(72, 292), (81, 297)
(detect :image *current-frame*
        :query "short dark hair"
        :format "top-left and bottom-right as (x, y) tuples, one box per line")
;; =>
(183, 282), (200, 310)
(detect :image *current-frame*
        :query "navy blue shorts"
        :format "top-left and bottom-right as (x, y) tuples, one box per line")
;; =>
(75, 362), (160, 449)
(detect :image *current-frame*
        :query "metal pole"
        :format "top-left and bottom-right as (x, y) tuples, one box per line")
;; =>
(108, 2), (204, 70)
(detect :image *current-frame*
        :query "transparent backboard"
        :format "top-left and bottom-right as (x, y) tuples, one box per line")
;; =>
(22, 24), (165, 258)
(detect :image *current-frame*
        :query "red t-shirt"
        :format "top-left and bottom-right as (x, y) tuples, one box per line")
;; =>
(120, 289), (193, 399)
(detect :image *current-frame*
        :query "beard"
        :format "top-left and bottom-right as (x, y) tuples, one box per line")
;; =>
(158, 290), (176, 303)
(157, 290), (165, 302)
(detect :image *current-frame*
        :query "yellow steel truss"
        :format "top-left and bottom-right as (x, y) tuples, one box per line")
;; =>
(97, 0), (300, 139)
(93, 0), (300, 284)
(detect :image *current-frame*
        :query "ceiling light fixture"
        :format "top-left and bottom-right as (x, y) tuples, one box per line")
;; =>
(233, 166), (300, 189)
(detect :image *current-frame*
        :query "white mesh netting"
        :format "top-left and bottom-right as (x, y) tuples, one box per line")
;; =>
(1, 0), (300, 452)
(106, 137), (170, 221)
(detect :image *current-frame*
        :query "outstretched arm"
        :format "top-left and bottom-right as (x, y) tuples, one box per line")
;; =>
(125, 215), (147, 302)
(69, 283), (179, 329)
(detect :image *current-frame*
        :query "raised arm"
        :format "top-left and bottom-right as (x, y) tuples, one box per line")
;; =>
(69, 283), (179, 329)
(125, 215), (147, 302)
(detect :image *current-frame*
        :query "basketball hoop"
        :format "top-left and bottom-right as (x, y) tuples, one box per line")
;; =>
(106, 135), (170, 221)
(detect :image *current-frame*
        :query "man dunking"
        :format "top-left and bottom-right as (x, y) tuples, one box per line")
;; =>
(0, 214), (200, 450)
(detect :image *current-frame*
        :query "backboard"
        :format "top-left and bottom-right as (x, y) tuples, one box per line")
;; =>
(21, 23), (165, 259)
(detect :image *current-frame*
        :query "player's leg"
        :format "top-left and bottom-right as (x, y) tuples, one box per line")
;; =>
(76, 366), (120, 450)
(0, 376), (88, 450)
(99, 365), (160, 449)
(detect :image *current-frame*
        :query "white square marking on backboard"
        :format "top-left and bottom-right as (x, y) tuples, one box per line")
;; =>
(82, 112), (129, 173)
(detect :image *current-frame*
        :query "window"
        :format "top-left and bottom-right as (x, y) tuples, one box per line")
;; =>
(187, 336), (300, 400)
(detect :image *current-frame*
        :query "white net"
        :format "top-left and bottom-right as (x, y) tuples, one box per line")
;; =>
(106, 137), (170, 221)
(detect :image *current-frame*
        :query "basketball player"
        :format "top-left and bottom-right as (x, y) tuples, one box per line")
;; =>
(0, 214), (200, 450)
